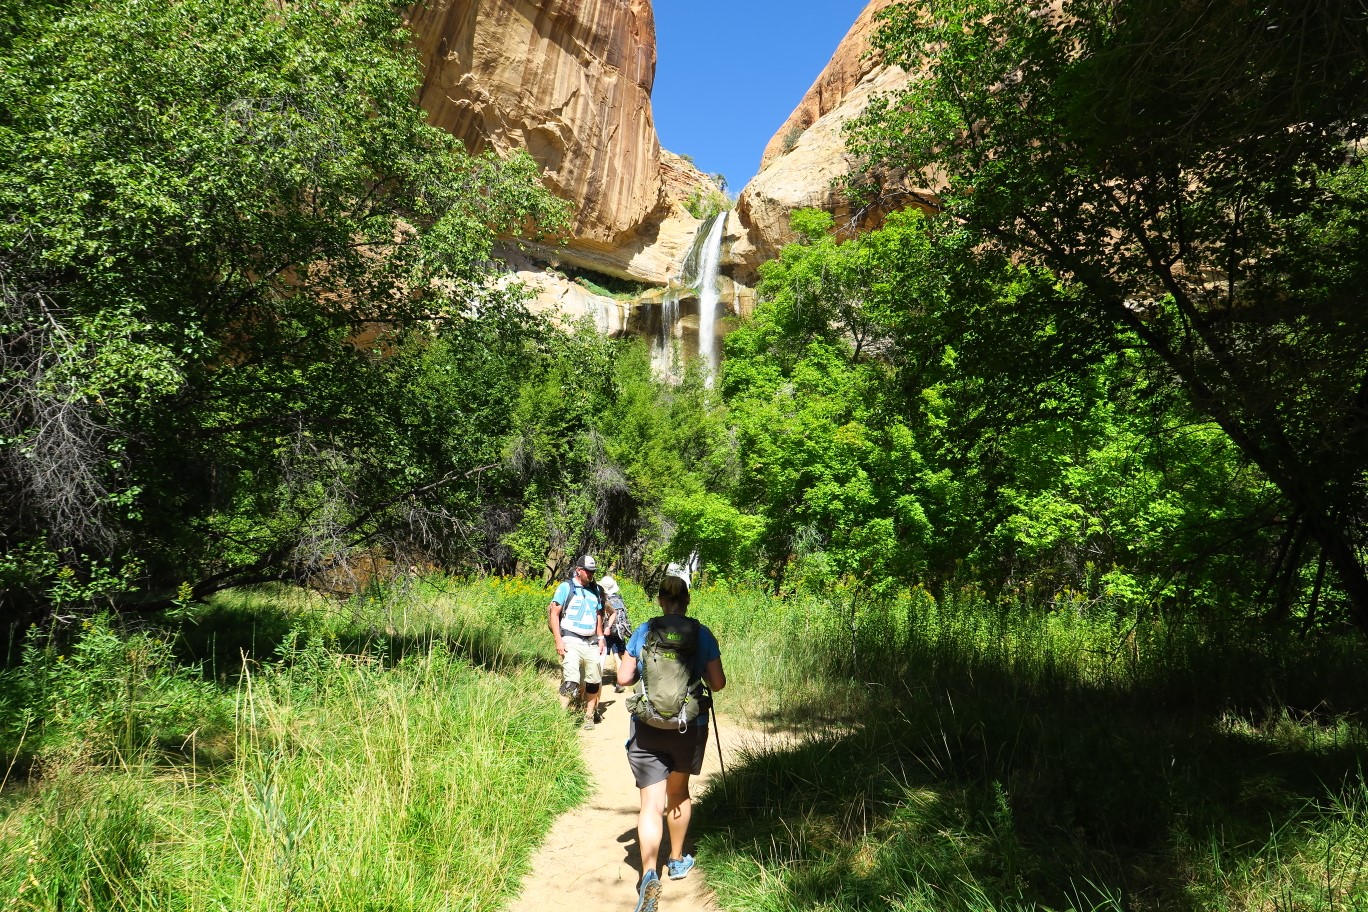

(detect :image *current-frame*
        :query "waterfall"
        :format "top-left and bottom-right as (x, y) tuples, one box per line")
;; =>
(666, 552), (700, 587)
(651, 287), (683, 379)
(651, 210), (728, 383)
(692, 212), (727, 384)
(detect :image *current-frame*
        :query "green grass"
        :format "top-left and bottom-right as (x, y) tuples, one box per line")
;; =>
(684, 584), (872, 728)
(686, 585), (1368, 912)
(558, 265), (651, 301)
(5, 577), (1367, 911)
(0, 580), (585, 911)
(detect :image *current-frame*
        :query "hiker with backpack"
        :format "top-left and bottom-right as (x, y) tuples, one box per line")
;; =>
(598, 574), (633, 692)
(547, 554), (607, 730)
(617, 574), (727, 912)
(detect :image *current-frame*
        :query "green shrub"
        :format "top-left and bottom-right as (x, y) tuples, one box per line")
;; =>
(4, 615), (229, 769)
(561, 266), (650, 300)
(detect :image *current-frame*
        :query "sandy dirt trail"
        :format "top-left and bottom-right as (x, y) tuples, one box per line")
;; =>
(505, 681), (757, 912)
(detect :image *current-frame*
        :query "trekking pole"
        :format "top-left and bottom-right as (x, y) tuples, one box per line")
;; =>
(708, 691), (726, 780)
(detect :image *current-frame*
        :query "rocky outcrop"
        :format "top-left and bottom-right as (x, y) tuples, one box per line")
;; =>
(506, 151), (722, 286)
(732, 65), (912, 274)
(730, 0), (929, 283)
(404, 0), (926, 303)
(407, 2), (727, 287)
(407, 0), (663, 248)
(499, 231), (747, 376)
(759, 0), (900, 172)
(503, 208), (752, 324)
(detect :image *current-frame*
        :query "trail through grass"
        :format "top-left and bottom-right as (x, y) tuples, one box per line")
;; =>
(3, 578), (1366, 911)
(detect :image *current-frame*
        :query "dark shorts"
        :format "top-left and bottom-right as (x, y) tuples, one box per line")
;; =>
(604, 633), (627, 656)
(626, 718), (708, 788)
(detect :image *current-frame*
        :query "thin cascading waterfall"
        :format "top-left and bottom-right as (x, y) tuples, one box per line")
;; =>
(652, 286), (683, 379)
(676, 210), (721, 287)
(692, 212), (727, 383)
(666, 552), (700, 586)
(652, 209), (727, 381)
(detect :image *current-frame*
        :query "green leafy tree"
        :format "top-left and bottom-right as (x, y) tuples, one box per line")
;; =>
(848, 0), (1368, 627)
(494, 332), (742, 585)
(726, 205), (1285, 616)
(718, 217), (942, 593)
(0, 0), (567, 617)
(601, 344), (735, 574)
(496, 325), (623, 579)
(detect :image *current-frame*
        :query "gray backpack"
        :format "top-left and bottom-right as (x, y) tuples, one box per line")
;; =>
(607, 590), (632, 641)
(626, 615), (707, 731)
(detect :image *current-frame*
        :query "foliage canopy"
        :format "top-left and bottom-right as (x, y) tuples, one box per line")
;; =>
(845, 0), (1368, 627)
(0, 0), (569, 617)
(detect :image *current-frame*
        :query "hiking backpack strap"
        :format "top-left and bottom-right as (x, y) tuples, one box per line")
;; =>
(559, 578), (602, 637)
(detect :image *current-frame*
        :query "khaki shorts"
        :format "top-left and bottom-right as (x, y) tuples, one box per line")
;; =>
(560, 637), (602, 686)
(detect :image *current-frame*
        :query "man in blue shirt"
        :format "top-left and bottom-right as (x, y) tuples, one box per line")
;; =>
(617, 574), (726, 912)
(547, 554), (606, 730)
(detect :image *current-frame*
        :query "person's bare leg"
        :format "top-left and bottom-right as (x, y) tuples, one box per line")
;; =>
(637, 779), (668, 879)
(664, 772), (692, 862)
(585, 655), (602, 722)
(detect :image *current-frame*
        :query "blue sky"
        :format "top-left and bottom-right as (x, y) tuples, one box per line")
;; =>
(650, 1), (871, 192)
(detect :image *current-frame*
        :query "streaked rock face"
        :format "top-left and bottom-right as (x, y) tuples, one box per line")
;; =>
(407, 0), (932, 337)
(407, 0), (663, 247)
(501, 150), (721, 288)
(405, 0), (919, 298)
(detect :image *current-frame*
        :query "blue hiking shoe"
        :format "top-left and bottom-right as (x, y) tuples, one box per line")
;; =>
(667, 854), (695, 880)
(634, 869), (661, 912)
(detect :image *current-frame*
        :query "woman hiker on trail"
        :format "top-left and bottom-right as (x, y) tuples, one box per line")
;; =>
(616, 574), (726, 912)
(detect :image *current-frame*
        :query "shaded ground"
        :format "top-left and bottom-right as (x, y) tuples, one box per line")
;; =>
(505, 677), (762, 912)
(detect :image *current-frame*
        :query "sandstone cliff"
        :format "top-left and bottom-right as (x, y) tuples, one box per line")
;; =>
(759, 0), (899, 172)
(405, 0), (920, 303)
(407, 0), (661, 245)
(731, 0), (928, 283)
(407, 0), (722, 287)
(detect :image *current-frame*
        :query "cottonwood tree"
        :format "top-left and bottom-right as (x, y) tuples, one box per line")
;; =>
(0, 0), (566, 619)
(847, 0), (1368, 628)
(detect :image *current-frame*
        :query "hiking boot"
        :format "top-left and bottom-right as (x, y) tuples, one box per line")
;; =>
(633, 870), (661, 912)
(666, 854), (695, 880)
(580, 719), (596, 731)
